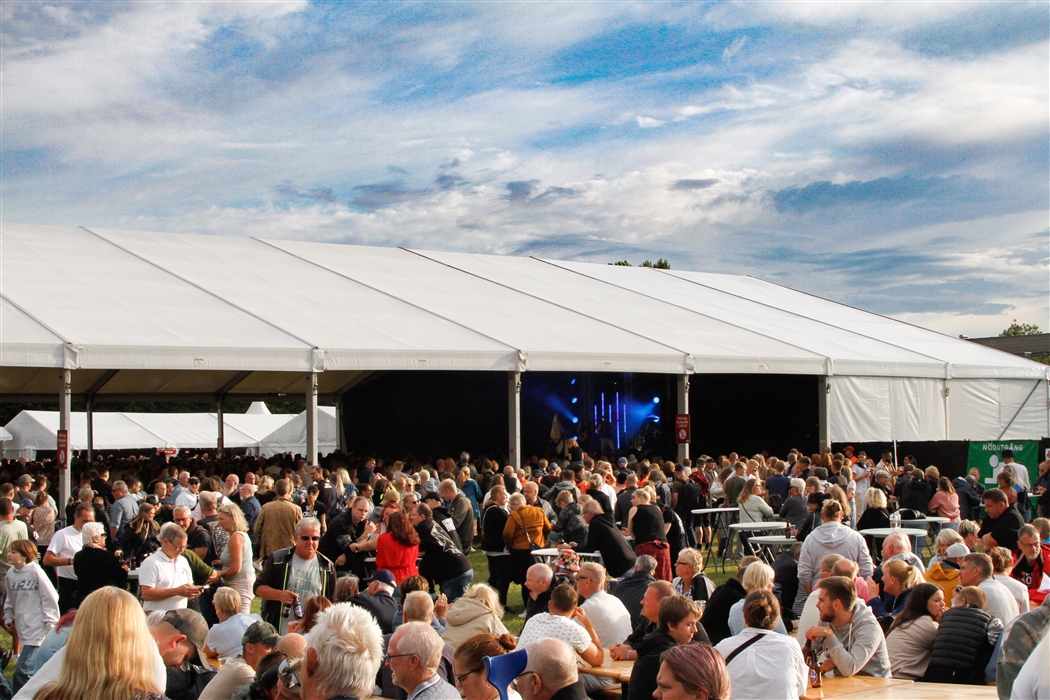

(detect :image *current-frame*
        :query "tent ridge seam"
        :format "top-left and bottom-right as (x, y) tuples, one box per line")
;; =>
(536, 259), (825, 363)
(406, 249), (691, 361)
(0, 291), (72, 345)
(79, 227), (319, 354)
(666, 270), (947, 366)
(253, 238), (520, 358)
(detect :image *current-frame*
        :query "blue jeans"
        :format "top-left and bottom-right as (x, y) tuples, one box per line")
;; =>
(13, 645), (37, 692)
(440, 569), (474, 603)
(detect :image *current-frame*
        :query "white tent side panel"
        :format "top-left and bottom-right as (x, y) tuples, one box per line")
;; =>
(257, 407), (337, 457)
(948, 379), (1049, 441)
(829, 376), (946, 442)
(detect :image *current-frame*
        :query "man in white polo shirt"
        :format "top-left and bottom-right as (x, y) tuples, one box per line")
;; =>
(576, 561), (632, 648)
(41, 502), (93, 614)
(139, 522), (201, 612)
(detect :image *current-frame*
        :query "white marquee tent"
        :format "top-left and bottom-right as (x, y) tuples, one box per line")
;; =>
(1, 407), (329, 459)
(0, 224), (1046, 479)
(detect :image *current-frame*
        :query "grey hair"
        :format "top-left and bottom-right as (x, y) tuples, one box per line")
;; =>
(581, 499), (604, 516)
(297, 516), (322, 534)
(579, 562), (605, 588)
(160, 522), (187, 544)
(392, 621), (443, 671)
(112, 480), (128, 493)
(172, 505), (191, 519)
(883, 531), (912, 553)
(81, 521), (105, 545)
(527, 563), (553, 583)
(635, 555), (658, 575)
(199, 491), (218, 512)
(307, 604), (383, 699)
(523, 639), (578, 689)
(401, 591), (434, 623)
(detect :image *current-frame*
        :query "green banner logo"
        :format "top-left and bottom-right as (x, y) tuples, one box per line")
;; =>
(967, 440), (1040, 487)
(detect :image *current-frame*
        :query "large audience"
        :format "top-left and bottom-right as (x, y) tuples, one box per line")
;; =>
(0, 445), (1047, 699)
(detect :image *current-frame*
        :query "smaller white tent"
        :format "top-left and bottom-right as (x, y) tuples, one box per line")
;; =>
(245, 402), (271, 415)
(257, 407), (338, 457)
(2, 409), (306, 459)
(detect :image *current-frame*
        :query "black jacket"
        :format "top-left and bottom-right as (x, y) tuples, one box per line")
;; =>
(318, 510), (370, 576)
(899, 479), (932, 514)
(923, 604), (996, 685)
(577, 512), (636, 578)
(952, 478), (981, 521)
(614, 487), (637, 526)
(415, 517), (471, 585)
(628, 630), (677, 700)
(551, 502), (588, 546)
(481, 504), (509, 552)
(349, 591), (398, 634)
(254, 547), (337, 628)
(611, 570), (654, 630)
(770, 551), (799, 621)
(702, 578), (746, 645)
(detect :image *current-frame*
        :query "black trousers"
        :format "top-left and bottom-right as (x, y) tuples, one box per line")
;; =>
(57, 576), (78, 614)
(486, 554), (513, 607)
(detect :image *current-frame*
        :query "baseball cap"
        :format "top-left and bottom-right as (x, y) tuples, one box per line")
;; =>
(945, 543), (970, 559)
(15, 475), (32, 486)
(617, 457), (628, 466)
(161, 609), (211, 668)
(242, 620), (279, 647)
(18, 498), (33, 509)
(363, 570), (397, 587)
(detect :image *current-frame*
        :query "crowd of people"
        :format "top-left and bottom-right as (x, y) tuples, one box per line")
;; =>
(0, 445), (1046, 699)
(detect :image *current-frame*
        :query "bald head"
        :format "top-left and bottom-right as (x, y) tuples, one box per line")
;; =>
(523, 639), (578, 696)
(277, 632), (307, 659)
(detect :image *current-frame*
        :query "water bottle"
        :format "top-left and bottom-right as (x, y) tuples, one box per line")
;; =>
(890, 511), (901, 529)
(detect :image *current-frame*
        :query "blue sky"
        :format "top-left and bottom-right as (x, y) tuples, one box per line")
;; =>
(3, 1), (1047, 336)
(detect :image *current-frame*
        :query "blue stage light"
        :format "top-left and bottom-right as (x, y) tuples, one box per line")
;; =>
(570, 378), (576, 385)
(653, 397), (660, 404)
(571, 397), (578, 404)
(571, 417), (578, 424)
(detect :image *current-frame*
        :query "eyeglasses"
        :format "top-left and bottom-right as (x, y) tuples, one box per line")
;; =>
(278, 658), (301, 689)
(299, 535), (321, 542)
(455, 668), (481, 684)
(516, 671), (537, 683)
(384, 652), (417, 664)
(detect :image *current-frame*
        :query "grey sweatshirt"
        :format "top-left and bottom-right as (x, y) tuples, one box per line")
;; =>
(3, 562), (59, 646)
(797, 521), (874, 587)
(816, 602), (892, 678)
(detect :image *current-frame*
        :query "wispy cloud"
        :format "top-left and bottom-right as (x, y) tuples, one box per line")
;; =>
(2, 2), (1046, 337)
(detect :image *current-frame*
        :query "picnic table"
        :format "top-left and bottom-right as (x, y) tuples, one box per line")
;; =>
(579, 649), (635, 683)
(823, 680), (997, 699)
(802, 675), (911, 699)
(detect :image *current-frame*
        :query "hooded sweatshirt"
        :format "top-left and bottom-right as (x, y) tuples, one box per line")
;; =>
(814, 602), (891, 678)
(4, 561), (59, 646)
(440, 594), (510, 648)
(797, 521), (874, 588)
(924, 562), (961, 607)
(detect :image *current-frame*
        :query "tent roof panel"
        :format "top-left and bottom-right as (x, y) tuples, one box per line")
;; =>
(268, 240), (688, 370)
(90, 228), (514, 355)
(544, 260), (951, 374)
(1, 225), (312, 358)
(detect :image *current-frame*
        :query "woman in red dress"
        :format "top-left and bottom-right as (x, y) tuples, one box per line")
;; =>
(375, 510), (420, 584)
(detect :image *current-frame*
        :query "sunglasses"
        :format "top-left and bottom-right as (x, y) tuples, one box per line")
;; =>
(278, 658), (301, 690)
(384, 652), (417, 664)
(299, 535), (320, 542)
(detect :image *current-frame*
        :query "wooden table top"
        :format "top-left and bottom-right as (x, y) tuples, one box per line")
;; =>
(823, 681), (997, 699)
(579, 650), (634, 683)
(802, 675), (912, 699)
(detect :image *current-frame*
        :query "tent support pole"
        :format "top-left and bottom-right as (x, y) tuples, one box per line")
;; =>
(86, 396), (94, 463)
(677, 374), (690, 464)
(58, 369), (72, 514)
(216, 397), (225, 457)
(306, 372), (318, 466)
(335, 394), (346, 453)
(817, 376), (830, 450)
(508, 371), (521, 469)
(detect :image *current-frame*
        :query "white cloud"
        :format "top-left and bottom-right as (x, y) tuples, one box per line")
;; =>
(722, 35), (749, 60)
(635, 116), (665, 128)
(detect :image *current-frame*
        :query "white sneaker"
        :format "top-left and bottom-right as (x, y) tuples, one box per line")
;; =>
(517, 611), (526, 619)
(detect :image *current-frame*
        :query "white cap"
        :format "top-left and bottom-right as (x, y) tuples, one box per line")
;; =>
(945, 543), (970, 559)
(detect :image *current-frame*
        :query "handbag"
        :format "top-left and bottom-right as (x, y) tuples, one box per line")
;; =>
(517, 511), (540, 551)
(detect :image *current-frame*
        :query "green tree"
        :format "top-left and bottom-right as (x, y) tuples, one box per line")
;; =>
(638, 259), (671, 269)
(611, 260), (632, 266)
(1000, 319), (1041, 336)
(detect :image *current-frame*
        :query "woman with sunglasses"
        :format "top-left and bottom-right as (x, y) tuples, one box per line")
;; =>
(451, 632), (521, 700)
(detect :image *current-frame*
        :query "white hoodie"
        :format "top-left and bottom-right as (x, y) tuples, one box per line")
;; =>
(797, 521), (874, 588)
(4, 561), (59, 646)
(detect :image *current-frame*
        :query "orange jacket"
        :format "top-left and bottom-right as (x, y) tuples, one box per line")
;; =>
(503, 505), (551, 550)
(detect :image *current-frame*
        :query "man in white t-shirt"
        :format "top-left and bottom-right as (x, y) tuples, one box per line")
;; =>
(139, 523), (200, 612)
(41, 502), (93, 613)
(959, 552), (1019, 627)
(576, 562), (632, 648)
(175, 477), (201, 511)
(518, 582), (609, 693)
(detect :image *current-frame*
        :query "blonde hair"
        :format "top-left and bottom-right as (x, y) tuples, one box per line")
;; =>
(882, 560), (923, 590)
(737, 479), (757, 504)
(741, 561), (775, 592)
(35, 586), (162, 699)
(866, 488), (887, 509)
(461, 583), (503, 618)
(213, 587), (242, 616)
(218, 503), (249, 532)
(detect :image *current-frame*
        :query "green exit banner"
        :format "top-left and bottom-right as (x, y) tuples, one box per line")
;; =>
(968, 440), (1040, 487)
